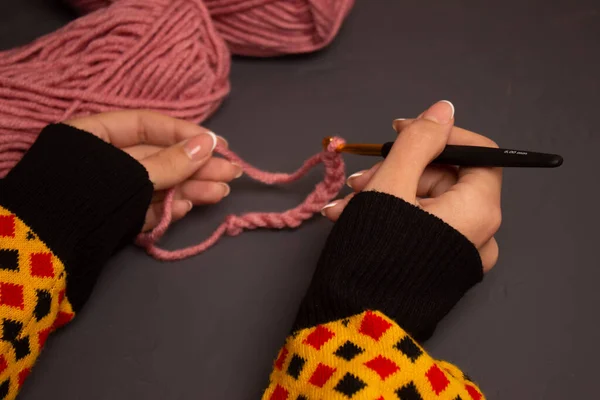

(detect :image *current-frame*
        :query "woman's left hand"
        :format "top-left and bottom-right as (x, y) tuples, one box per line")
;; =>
(65, 110), (242, 232)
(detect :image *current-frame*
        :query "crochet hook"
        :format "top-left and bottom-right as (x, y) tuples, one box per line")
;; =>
(322, 137), (563, 168)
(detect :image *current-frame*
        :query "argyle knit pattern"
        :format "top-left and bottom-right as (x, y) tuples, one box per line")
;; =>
(263, 311), (483, 400)
(0, 207), (75, 400)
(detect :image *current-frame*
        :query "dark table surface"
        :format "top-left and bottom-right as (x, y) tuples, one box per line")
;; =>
(1, 1), (599, 399)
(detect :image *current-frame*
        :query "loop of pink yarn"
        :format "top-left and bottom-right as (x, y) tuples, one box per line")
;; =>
(66, 0), (356, 57)
(0, 0), (230, 178)
(135, 137), (346, 261)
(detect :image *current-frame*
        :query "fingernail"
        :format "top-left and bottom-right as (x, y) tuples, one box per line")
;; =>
(346, 171), (365, 188)
(422, 100), (455, 124)
(320, 201), (338, 216)
(232, 162), (243, 179)
(184, 200), (193, 212)
(392, 118), (405, 131)
(184, 132), (217, 160)
(220, 183), (231, 197)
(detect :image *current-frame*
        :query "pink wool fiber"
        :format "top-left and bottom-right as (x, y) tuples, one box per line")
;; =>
(0, 0), (353, 259)
(0, 0), (230, 177)
(66, 0), (355, 56)
(136, 138), (346, 261)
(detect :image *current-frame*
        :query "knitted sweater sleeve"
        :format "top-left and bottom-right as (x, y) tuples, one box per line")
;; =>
(0, 124), (153, 400)
(262, 192), (486, 400)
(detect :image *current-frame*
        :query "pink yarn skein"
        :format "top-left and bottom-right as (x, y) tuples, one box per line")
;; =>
(66, 0), (355, 56)
(0, 0), (352, 259)
(0, 0), (230, 177)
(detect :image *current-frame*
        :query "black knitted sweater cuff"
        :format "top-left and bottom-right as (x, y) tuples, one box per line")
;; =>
(0, 124), (153, 311)
(293, 191), (483, 342)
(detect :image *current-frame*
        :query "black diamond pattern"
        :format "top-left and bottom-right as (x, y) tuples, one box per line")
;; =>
(396, 381), (423, 400)
(334, 373), (366, 398)
(454, 396), (463, 400)
(341, 319), (350, 327)
(334, 341), (364, 361)
(0, 249), (18, 271)
(395, 336), (422, 363)
(26, 231), (35, 241)
(297, 396), (308, 400)
(34, 290), (52, 321)
(2, 319), (22, 342)
(13, 336), (30, 360)
(0, 379), (9, 399)
(286, 354), (306, 380)
(464, 373), (473, 382)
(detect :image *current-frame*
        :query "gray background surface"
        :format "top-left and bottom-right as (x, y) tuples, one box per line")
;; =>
(1, 0), (598, 399)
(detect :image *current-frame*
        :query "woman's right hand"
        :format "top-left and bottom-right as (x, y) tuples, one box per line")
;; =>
(321, 101), (503, 272)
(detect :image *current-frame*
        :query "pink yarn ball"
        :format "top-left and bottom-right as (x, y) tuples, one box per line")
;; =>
(204, 0), (356, 56)
(0, 0), (230, 178)
(66, 0), (356, 56)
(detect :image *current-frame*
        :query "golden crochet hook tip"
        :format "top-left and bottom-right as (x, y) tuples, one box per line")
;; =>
(322, 136), (383, 156)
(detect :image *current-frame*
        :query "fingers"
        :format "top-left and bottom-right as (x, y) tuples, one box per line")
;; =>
(140, 131), (217, 190)
(180, 180), (230, 204)
(142, 199), (192, 232)
(191, 157), (242, 182)
(151, 179), (231, 205)
(347, 163), (457, 200)
(345, 162), (381, 191)
(479, 237), (499, 273)
(320, 193), (355, 222)
(64, 110), (215, 148)
(365, 101), (455, 203)
(123, 135), (228, 160)
(416, 165), (458, 198)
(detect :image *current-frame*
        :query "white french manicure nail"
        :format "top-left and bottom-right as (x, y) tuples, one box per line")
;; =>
(185, 200), (193, 212)
(439, 100), (455, 119)
(320, 201), (338, 216)
(220, 183), (231, 197)
(392, 118), (406, 131)
(346, 171), (364, 188)
(232, 162), (243, 179)
(207, 131), (217, 152)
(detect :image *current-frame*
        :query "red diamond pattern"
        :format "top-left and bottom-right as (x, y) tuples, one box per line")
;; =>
(274, 347), (288, 370)
(364, 355), (400, 380)
(308, 363), (336, 388)
(0, 282), (24, 309)
(30, 253), (55, 278)
(18, 368), (30, 388)
(426, 364), (450, 395)
(359, 311), (392, 341)
(0, 355), (6, 374)
(38, 327), (51, 350)
(303, 325), (335, 350)
(465, 384), (482, 400)
(269, 385), (288, 400)
(0, 216), (15, 238)
(52, 311), (74, 329)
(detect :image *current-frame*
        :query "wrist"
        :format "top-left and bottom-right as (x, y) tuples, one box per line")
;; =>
(293, 191), (483, 341)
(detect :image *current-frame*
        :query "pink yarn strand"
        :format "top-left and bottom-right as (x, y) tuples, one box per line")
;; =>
(135, 137), (346, 261)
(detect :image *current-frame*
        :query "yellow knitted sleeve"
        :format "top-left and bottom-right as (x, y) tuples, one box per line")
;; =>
(262, 311), (484, 400)
(0, 206), (75, 400)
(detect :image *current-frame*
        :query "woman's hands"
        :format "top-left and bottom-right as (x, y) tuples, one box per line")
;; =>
(64, 110), (242, 232)
(321, 101), (502, 272)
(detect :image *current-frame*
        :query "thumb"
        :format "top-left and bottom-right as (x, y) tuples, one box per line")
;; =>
(140, 131), (217, 190)
(365, 100), (455, 202)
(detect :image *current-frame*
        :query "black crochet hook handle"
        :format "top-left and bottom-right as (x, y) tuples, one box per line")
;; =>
(381, 142), (563, 168)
